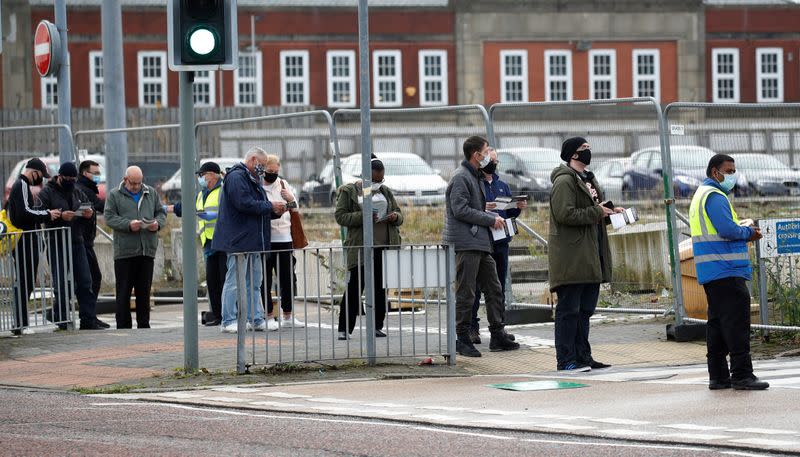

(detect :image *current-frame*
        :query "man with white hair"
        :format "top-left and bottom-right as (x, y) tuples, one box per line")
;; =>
(105, 165), (166, 329)
(212, 148), (286, 333)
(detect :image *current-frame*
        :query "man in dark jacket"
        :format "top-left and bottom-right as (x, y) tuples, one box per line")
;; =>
(212, 147), (286, 333)
(39, 162), (103, 330)
(548, 137), (620, 371)
(444, 136), (519, 357)
(105, 166), (167, 329)
(75, 159), (109, 328)
(7, 158), (60, 334)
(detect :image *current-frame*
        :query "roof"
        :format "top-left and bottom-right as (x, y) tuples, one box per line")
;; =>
(30, 0), (449, 7)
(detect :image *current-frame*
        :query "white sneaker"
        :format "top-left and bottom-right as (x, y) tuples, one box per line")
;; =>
(252, 321), (266, 331)
(280, 316), (305, 328)
(220, 323), (238, 333)
(267, 319), (279, 331)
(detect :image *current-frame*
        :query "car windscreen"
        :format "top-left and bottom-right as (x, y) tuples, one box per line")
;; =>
(732, 154), (789, 171)
(520, 151), (562, 171)
(343, 156), (434, 176)
(661, 149), (714, 170)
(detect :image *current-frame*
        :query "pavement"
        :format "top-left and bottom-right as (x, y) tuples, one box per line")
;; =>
(2, 303), (799, 454)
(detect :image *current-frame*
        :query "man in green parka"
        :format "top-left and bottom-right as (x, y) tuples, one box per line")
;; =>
(549, 137), (621, 371)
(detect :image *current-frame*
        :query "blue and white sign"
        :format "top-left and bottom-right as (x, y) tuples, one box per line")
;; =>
(758, 218), (800, 258)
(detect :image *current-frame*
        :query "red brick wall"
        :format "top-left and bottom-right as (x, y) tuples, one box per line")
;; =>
(706, 8), (800, 34)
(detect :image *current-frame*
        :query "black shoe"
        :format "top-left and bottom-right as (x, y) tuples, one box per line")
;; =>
(589, 360), (611, 369)
(489, 331), (520, 352)
(375, 329), (387, 337)
(80, 322), (103, 330)
(204, 319), (221, 327)
(504, 330), (515, 342)
(11, 329), (22, 336)
(56, 323), (68, 331)
(456, 338), (482, 357)
(468, 328), (482, 344)
(338, 331), (348, 341)
(732, 377), (769, 390)
(709, 379), (732, 390)
(94, 318), (110, 329)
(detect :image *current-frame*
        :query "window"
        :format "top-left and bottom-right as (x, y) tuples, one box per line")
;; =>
(545, 50), (572, 102)
(419, 50), (448, 106)
(89, 51), (104, 108)
(632, 49), (660, 100)
(280, 50), (310, 106)
(234, 51), (263, 106)
(589, 50), (616, 100)
(500, 50), (528, 103)
(497, 153), (519, 175)
(373, 50), (402, 107)
(41, 75), (58, 109)
(137, 51), (167, 107)
(327, 50), (356, 108)
(192, 70), (216, 107)
(756, 48), (783, 103)
(712, 48), (739, 103)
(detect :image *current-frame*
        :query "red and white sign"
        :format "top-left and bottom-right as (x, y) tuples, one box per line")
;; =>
(34, 20), (59, 77)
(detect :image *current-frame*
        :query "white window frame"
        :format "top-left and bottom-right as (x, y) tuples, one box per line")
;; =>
(137, 51), (167, 108)
(89, 50), (104, 108)
(280, 50), (310, 106)
(192, 70), (216, 107)
(756, 47), (784, 103)
(588, 49), (616, 100)
(545, 50), (572, 102)
(373, 50), (402, 107)
(500, 50), (528, 103)
(632, 49), (660, 101)
(40, 75), (58, 109)
(327, 50), (356, 108)
(712, 48), (740, 103)
(234, 51), (263, 107)
(418, 49), (448, 106)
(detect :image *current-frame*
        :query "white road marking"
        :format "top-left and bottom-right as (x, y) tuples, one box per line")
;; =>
(416, 405), (469, 412)
(661, 423), (726, 431)
(258, 392), (312, 399)
(361, 402), (409, 408)
(248, 401), (303, 408)
(601, 428), (657, 437)
(201, 396), (246, 403)
(155, 392), (204, 399)
(211, 387), (263, 393)
(589, 417), (650, 426)
(469, 409), (513, 416)
(411, 414), (458, 421)
(306, 397), (358, 404)
(727, 427), (798, 435)
(661, 433), (733, 440)
(535, 423), (596, 431)
(729, 438), (800, 447)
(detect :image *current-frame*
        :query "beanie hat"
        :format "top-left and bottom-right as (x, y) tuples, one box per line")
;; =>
(560, 137), (588, 162)
(58, 161), (79, 177)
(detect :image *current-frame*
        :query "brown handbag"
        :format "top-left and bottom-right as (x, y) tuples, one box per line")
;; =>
(281, 180), (308, 249)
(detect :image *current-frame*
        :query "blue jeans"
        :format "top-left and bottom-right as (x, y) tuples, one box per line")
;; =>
(221, 253), (265, 327)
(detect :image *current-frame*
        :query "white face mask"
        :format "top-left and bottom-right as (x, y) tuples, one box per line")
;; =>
(371, 182), (383, 192)
(478, 151), (491, 169)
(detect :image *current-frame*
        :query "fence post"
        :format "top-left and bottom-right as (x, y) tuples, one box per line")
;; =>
(236, 254), (248, 374)
(445, 245), (457, 366)
(754, 225), (770, 340)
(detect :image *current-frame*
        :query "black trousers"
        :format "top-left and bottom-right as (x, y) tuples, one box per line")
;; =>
(48, 236), (97, 324)
(205, 250), (227, 321)
(471, 242), (509, 330)
(12, 232), (40, 328)
(554, 283), (600, 369)
(455, 250), (505, 337)
(338, 248), (386, 334)
(114, 256), (154, 329)
(265, 241), (296, 315)
(703, 276), (754, 382)
(85, 244), (102, 300)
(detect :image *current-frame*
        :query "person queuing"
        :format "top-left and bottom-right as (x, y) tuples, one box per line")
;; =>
(38, 162), (103, 330)
(104, 166), (166, 329)
(213, 148), (286, 333)
(75, 159), (110, 328)
(444, 136), (519, 357)
(7, 158), (60, 335)
(166, 161), (226, 327)
(470, 147), (526, 345)
(335, 155), (403, 341)
(548, 137), (617, 371)
(690, 154), (768, 391)
(262, 154), (305, 330)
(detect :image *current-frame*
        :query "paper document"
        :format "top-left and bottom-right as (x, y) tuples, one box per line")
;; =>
(609, 207), (639, 230)
(491, 218), (518, 241)
(492, 195), (529, 211)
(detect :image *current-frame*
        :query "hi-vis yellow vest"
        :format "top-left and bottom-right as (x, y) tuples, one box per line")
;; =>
(196, 186), (221, 246)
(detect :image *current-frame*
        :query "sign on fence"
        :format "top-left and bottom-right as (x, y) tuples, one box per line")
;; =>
(383, 247), (447, 289)
(758, 218), (800, 258)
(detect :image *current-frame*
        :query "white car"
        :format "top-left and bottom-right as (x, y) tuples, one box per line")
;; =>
(341, 152), (448, 206)
(161, 157), (241, 202)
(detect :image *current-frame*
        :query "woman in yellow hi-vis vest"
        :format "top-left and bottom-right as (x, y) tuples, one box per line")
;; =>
(689, 154), (766, 391)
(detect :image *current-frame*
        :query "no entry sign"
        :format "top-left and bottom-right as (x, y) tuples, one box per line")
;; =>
(34, 20), (62, 77)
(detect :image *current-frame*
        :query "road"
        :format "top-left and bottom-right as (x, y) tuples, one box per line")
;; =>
(0, 388), (781, 457)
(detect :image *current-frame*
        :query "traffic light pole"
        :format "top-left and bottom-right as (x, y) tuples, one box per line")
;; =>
(180, 71), (199, 371)
(54, 0), (73, 164)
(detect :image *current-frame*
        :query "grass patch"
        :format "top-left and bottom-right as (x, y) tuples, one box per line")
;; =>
(73, 383), (146, 395)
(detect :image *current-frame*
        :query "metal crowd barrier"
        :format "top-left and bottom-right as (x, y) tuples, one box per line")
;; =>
(232, 244), (456, 373)
(0, 227), (75, 334)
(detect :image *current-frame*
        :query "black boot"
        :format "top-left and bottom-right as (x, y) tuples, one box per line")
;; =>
(456, 334), (481, 357)
(490, 330), (520, 352)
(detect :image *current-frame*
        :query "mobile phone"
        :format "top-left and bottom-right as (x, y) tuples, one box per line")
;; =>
(602, 201), (615, 210)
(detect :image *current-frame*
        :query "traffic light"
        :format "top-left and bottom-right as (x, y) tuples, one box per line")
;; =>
(167, 0), (238, 71)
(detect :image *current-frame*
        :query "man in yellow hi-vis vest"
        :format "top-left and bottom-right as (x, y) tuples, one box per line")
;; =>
(167, 161), (225, 326)
(689, 153), (766, 391)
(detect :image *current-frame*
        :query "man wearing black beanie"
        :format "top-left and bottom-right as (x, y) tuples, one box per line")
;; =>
(548, 137), (621, 371)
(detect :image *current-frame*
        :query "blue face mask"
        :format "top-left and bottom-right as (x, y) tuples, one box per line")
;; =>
(92, 175), (101, 184)
(197, 175), (207, 188)
(718, 170), (737, 193)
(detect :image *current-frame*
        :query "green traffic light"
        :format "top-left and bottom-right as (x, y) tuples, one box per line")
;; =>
(188, 26), (218, 57)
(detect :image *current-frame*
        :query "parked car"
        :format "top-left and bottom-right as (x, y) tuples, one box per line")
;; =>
(4, 154), (107, 203)
(128, 160), (180, 197)
(300, 152), (448, 206)
(161, 157), (241, 202)
(623, 145), (715, 198)
(592, 158), (629, 203)
(730, 153), (800, 197)
(495, 147), (562, 201)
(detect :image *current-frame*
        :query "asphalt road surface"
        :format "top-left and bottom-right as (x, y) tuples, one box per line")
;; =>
(0, 388), (787, 457)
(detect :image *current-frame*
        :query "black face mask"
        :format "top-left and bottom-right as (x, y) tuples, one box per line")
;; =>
(575, 149), (592, 166)
(60, 179), (75, 193)
(32, 173), (43, 186)
(264, 172), (279, 184)
(481, 161), (498, 175)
